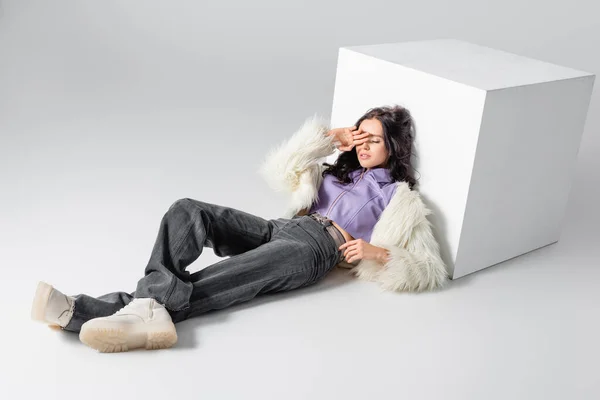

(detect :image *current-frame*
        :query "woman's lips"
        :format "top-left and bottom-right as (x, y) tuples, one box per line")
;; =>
(360, 154), (371, 159)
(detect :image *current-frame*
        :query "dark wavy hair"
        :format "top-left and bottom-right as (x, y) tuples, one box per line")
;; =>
(322, 104), (419, 190)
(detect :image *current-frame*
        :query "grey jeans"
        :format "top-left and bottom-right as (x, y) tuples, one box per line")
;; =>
(63, 198), (347, 333)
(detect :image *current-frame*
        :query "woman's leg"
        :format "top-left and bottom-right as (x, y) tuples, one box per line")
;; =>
(62, 291), (135, 332)
(64, 214), (342, 332)
(167, 215), (342, 323)
(63, 198), (287, 332)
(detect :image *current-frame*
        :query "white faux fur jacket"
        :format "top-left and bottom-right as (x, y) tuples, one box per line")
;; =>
(257, 114), (449, 293)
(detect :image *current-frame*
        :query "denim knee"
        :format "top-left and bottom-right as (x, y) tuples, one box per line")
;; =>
(169, 198), (192, 211)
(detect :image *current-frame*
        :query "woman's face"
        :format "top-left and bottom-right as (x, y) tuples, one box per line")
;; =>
(356, 118), (388, 169)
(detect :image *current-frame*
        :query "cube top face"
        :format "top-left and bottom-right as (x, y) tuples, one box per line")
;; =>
(344, 39), (594, 91)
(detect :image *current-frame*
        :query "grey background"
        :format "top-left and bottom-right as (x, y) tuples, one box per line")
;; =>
(1, 1), (598, 399)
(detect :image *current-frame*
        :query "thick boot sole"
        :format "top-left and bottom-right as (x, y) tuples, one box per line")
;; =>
(79, 322), (178, 353)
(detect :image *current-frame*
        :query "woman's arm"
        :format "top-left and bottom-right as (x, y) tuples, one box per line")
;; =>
(346, 182), (449, 292)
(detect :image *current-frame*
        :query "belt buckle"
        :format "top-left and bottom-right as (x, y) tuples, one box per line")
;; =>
(312, 213), (325, 222)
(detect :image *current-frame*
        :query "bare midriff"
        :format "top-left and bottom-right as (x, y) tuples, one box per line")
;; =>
(330, 220), (355, 243)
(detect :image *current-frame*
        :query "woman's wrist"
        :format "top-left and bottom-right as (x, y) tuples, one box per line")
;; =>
(376, 247), (391, 265)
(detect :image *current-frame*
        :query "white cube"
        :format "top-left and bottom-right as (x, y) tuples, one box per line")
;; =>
(329, 39), (595, 279)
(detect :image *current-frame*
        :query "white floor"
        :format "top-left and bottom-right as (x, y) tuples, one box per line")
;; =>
(5, 165), (600, 399)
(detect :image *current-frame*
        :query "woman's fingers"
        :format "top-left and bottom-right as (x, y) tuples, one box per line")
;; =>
(340, 129), (357, 145)
(353, 129), (369, 145)
(329, 125), (364, 151)
(352, 130), (369, 143)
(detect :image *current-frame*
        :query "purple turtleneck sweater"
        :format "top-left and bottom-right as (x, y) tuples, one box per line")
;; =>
(308, 166), (398, 242)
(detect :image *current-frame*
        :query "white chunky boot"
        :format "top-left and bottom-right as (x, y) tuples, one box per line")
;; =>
(79, 297), (178, 353)
(31, 281), (75, 329)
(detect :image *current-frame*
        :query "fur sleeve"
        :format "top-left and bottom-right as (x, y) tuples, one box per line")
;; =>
(375, 216), (449, 292)
(257, 114), (337, 195)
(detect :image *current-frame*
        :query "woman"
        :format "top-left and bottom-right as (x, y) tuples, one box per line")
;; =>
(31, 105), (448, 353)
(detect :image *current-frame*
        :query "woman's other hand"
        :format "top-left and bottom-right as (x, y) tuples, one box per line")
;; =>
(326, 126), (369, 152)
(338, 239), (389, 265)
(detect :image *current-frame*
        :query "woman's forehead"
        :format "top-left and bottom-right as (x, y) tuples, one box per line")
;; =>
(359, 119), (383, 137)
